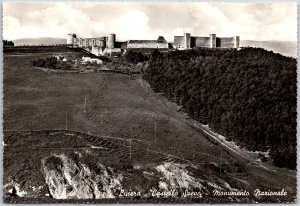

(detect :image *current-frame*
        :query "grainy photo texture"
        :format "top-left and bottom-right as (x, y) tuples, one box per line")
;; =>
(2, 2), (297, 204)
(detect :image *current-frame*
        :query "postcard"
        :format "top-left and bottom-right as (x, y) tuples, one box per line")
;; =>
(2, 2), (297, 203)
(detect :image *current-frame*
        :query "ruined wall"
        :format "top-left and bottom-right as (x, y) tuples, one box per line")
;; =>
(217, 37), (234, 48)
(88, 39), (93, 47)
(78, 38), (104, 48)
(96, 38), (106, 48)
(90, 47), (121, 57)
(107, 34), (116, 49)
(174, 36), (185, 49)
(127, 42), (168, 49)
(91, 46), (105, 56)
(194, 37), (210, 48)
(78, 38), (83, 48)
(81, 39), (87, 48)
(103, 48), (122, 57)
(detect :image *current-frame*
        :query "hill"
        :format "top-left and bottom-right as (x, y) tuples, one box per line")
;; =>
(3, 47), (296, 203)
(240, 40), (297, 58)
(13, 37), (66, 46)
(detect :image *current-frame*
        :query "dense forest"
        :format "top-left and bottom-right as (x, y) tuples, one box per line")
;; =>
(142, 47), (296, 169)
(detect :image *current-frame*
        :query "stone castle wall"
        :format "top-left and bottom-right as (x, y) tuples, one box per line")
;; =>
(217, 37), (235, 48)
(194, 37), (210, 48)
(174, 33), (239, 49)
(127, 42), (168, 49)
(67, 32), (240, 56)
(174, 36), (185, 49)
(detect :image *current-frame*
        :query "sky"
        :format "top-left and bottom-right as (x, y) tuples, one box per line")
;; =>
(3, 2), (297, 42)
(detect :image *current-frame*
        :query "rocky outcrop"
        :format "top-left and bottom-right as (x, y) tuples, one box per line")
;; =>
(156, 162), (205, 191)
(41, 154), (123, 199)
(41, 153), (247, 201)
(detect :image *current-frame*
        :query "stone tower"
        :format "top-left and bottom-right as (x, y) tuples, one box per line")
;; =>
(234, 36), (240, 48)
(184, 33), (191, 49)
(67, 33), (76, 47)
(210, 34), (216, 48)
(107, 34), (116, 49)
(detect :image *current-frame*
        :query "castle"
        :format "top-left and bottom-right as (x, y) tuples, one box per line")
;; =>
(67, 33), (240, 56)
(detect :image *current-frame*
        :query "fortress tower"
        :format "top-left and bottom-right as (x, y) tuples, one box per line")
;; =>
(184, 33), (191, 49)
(234, 36), (240, 48)
(67, 33), (76, 47)
(107, 34), (116, 49)
(209, 34), (216, 48)
(100, 37), (106, 48)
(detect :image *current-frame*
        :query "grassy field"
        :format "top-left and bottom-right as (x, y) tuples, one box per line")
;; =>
(3, 47), (296, 203)
(4, 47), (216, 152)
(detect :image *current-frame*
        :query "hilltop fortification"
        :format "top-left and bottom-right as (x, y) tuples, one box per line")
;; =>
(67, 33), (240, 56)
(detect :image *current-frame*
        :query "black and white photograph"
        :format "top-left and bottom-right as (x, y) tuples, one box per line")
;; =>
(2, 2), (297, 203)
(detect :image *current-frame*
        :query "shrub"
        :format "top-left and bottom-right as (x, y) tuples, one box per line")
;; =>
(125, 51), (149, 63)
(32, 57), (74, 70)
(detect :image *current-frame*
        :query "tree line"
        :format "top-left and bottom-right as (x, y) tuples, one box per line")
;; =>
(31, 57), (72, 70)
(3, 40), (14, 47)
(141, 47), (296, 169)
